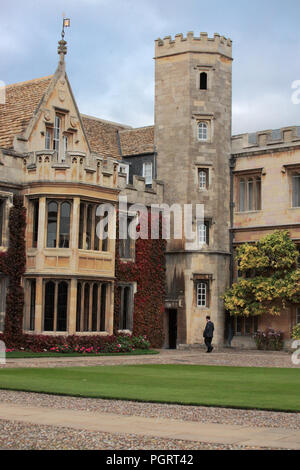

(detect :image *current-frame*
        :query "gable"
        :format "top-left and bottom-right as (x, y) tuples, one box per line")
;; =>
(0, 76), (52, 150)
(26, 73), (91, 156)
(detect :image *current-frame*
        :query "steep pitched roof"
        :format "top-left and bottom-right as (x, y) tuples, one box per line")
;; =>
(81, 114), (130, 159)
(119, 126), (154, 156)
(0, 76), (53, 149)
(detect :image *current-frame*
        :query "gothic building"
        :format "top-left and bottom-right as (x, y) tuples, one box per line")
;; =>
(0, 30), (299, 349)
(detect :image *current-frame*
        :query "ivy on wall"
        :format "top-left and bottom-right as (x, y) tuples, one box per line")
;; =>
(1, 196), (27, 340)
(114, 211), (166, 348)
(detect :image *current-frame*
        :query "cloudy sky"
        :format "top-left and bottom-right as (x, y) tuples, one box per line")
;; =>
(1, 0), (300, 134)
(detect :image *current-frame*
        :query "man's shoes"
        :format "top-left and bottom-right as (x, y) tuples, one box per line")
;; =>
(209, 346), (214, 353)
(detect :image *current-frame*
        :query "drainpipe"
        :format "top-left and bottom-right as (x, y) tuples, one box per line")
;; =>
(229, 155), (236, 287)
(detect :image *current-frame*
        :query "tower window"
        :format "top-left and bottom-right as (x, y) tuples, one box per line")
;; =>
(198, 169), (208, 190)
(196, 282), (208, 308)
(200, 72), (208, 90)
(198, 122), (208, 141)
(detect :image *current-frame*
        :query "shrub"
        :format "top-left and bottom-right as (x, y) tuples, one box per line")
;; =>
(292, 324), (300, 340)
(254, 328), (284, 351)
(0, 332), (151, 354)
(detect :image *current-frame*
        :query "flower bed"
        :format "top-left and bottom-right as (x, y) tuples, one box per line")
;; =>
(0, 333), (150, 354)
(253, 328), (284, 351)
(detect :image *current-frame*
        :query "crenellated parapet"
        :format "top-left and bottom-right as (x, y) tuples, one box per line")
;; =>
(118, 173), (164, 205)
(232, 126), (300, 154)
(23, 150), (119, 188)
(155, 31), (232, 59)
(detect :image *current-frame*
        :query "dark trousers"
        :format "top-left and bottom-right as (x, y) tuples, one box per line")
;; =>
(204, 337), (213, 351)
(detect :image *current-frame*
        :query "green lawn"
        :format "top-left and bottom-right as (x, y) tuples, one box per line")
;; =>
(0, 364), (299, 412)
(6, 350), (158, 359)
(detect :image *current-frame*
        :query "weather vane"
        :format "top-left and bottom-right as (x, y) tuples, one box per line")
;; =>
(61, 15), (70, 40)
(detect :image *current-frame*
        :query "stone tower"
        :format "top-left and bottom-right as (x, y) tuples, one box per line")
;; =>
(154, 32), (232, 347)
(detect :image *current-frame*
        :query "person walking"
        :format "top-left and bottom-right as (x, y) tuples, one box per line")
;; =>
(203, 316), (214, 353)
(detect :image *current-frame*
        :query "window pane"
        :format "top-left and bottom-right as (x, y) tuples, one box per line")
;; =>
(143, 162), (153, 185)
(53, 115), (60, 152)
(78, 203), (85, 249)
(198, 170), (207, 190)
(248, 178), (253, 211)
(29, 279), (36, 331)
(197, 282), (207, 307)
(200, 72), (207, 90)
(255, 177), (261, 210)
(100, 284), (107, 331)
(198, 123), (208, 141)
(59, 202), (71, 248)
(62, 135), (68, 161)
(44, 281), (55, 331)
(45, 129), (51, 150)
(76, 282), (82, 332)
(92, 284), (98, 332)
(101, 212), (109, 252)
(32, 200), (39, 248)
(84, 284), (90, 331)
(94, 210), (100, 251)
(47, 202), (58, 248)
(57, 282), (68, 332)
(86, 205), (93, 250)
(292, 175), (300, 208)
(239, 179), (245, 212)
(197, 223), (207, 244)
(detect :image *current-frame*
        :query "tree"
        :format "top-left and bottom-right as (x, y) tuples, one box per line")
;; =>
(224, 230), (300, 317)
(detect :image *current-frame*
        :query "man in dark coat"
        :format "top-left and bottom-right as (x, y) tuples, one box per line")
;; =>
(203, 316), (214, 353)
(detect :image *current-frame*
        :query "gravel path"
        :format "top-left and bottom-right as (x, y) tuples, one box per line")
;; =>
(0, 390), (299, 430)
(1, 348), (298, 369)
(0, 419), (269, 450)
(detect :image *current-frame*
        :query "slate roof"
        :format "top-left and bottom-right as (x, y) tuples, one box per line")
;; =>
(0, 76), (53, 150)
(81, 115), (128, 159)
(0, 76), (155, 158)
(119, 126), (155, 156)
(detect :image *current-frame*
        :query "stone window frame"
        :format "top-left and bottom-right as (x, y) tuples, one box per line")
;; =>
(44, 111), (72, 161)
(118, 282), (136, 332)
(78, 200), (109, 252)
(46, 198), (72, 249)
(42, 278), (70, 333)
(234, 170), (262, 213)
(196, 220), (210, 246)
(193, 115), (214, 144)
(76, 280), (108, 333)
(197, 168), (209, 190)
(234, 316), (259, 337)
(0, 192), (13, 249)
(193, 274), (212, 310)
(195, 65), (213, 91)
(119, 211), (137, 262)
